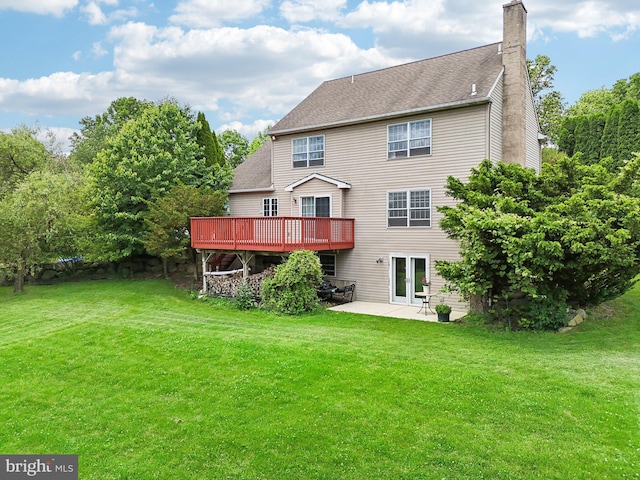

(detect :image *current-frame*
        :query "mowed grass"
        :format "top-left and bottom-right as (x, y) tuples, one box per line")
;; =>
(0, 280), (638, 479)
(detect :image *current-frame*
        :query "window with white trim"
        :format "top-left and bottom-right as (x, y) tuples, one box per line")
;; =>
(319, 254), (336, 277)
(387, 190), (431, 227)
(387, 119), (431, 158)
(262, 198), (278, 216)
(301, 196), (330, 217)
(292, 135), (325, 168)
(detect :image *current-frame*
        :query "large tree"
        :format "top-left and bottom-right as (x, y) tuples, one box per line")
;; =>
(566, 88), (616, 117)
(86, 99), (230, 262)
(143, 184), (227, 277)
(196, 112), (225, 167)
(219, 129), (249, 168)
(558, 98), (640, 169)
(527, 54), (565, 145)
(612, 72), (640, 103)
(69, 97), (152, 166)
(558, 71), (640, 167)
(0, 126), (50, 199)
(0, 170), (80, 292)
(436, 155), (640, 329)
(248, 126), (272, 156)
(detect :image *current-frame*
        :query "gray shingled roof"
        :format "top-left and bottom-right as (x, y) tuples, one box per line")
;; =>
(270, 42), (503, 135)
(229, 140), (273, 192)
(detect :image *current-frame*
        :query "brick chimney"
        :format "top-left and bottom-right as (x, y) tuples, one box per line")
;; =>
(502, 0), (527, 166)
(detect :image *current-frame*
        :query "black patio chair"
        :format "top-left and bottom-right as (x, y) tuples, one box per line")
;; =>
(332, 283), (355, 303)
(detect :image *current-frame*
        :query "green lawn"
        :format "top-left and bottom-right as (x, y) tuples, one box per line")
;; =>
(1, 280), (638, 479)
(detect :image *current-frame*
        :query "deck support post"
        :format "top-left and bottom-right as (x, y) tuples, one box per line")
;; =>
(236, 251), (254, 281)
(201, 251), (214, 294)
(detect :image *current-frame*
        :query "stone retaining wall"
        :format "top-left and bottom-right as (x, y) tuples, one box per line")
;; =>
(0, 256), (193, 287)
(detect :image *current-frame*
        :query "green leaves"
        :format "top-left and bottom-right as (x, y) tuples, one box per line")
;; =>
(261, 250), (323, 315)
(86, 100), (230, 261)
(437, 155), (640, 329)
(0, 170), (81, 292)
(559, 71), (640, 169)
(527, 54), (565, 144)
(219, 129), (249, 168)
(143, 184), (226, 266)
(0, 126), (50, 199)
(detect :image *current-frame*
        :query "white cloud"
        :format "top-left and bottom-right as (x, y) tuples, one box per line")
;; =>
(0, 0), (78, 16)
(82, 1), (108, 25)
(0, 20), (396, 130)
(0, 72), (115, 117)
(280, 0), (347, 23)
(339, 0), (502, 58)
(528, 1), (640, 40)
(334, 0), (640, 58)
(37, 127), (79, 155)
(169, 0), (273, 28)
(1, 0), (639, 139)
(217, 119), (275, 140)
(92, 42), (108, 57)
(81, 1), (138, 25)
(106, 21), (395, 116)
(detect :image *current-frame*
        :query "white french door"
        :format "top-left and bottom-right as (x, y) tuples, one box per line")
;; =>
(390, 254), (428, 305)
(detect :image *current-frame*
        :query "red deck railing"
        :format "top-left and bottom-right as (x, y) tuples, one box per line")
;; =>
(190, 216), (355, 252)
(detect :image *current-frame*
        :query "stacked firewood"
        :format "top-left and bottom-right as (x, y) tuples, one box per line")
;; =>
(205, 266), (275, 298)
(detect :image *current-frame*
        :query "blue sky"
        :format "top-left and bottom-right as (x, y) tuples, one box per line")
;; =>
(0, 0), (639, 152)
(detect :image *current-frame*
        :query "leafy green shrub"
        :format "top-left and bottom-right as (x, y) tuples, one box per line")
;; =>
(436, 155), (640, 330)
(518, 290), (568, 330)
(261, 250), (323, 315)
(234, 281), (254, 310)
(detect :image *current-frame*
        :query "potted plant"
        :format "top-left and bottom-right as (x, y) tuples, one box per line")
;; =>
(421, 277), (430, 292)
(435, 303), (452, 322)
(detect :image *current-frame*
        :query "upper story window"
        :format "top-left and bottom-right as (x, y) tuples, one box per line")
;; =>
(263, 198), (278, 216)
(293, 135), (325, 168)
(387, 189), (431, 227)
(388, 119), (431, 159)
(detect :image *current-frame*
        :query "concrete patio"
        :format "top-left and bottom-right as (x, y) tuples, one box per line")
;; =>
(328, 301), (467, 323)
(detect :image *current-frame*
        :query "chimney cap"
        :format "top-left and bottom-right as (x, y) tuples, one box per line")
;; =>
(503, 0), (527, 13)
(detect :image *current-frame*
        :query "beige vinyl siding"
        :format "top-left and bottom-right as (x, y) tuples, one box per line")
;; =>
(229, 192), (276, 216)
(271, 105), (488, 304)
(525, 83), (542, 171)
(488, 76), (503, 162)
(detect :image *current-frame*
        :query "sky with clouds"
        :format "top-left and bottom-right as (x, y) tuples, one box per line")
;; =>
(0, 0), (639, 152)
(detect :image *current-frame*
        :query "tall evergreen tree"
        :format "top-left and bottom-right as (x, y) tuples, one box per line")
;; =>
(210, 129), (226, 167)
(557, 116), (577, 157)
(600, 106), (620, 163)
(584, 113), (606, 165)
(617, 99), (640, 163)
(572, 116), (591, 161)
(196, 112), (217, 167)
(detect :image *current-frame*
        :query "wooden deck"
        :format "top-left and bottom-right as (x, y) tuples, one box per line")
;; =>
(190, 216), (355, 252)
